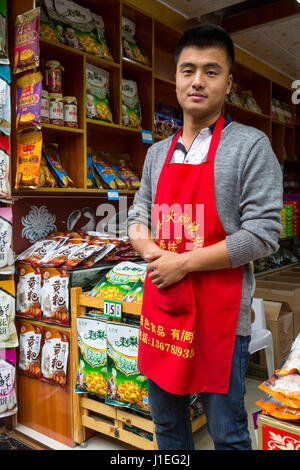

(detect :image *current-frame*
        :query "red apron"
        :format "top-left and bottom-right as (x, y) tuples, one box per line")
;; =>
(138, 115), (244, 395)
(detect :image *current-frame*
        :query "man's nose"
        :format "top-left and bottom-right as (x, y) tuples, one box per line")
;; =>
(192, 71), (205, 88)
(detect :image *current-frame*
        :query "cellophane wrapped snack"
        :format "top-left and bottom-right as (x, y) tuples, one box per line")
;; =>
(75, 316), (107, 397)
(92, 150), (127, 190)
(15, 130), (43, 189)
(16, 236), (64, 265)
(122, 17), (149, 66)
(104, 152), (140, 190)
(0, 281), (17, 349)
(43, 143), (73, 188)
(123, 270), (145, 305)
(39, 2), (58, 42)
(0, 349), (17, 418)
(16, 263), (42, 320)
(14, 7), (40, 74)
(122, 79), (142, 128)
(256, 395), (300, 421)
(0, 136), (11, 201)
(0, 207), (13, 269)
(40, 267), (69, 325)
(16, 71), (42, 130)
(39, 155), (57, 188)
(86, 63), (113, 123)
(258, 373), (300, 409)
(0, 65), (11, 136)
(275, 333), (300, 376)
(92, 14), (113, 61)
(18, 320), (42, 378)
(41, 326), (69, 387)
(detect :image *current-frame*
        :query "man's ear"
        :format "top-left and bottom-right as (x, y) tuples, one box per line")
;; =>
(226, 73), (233, 95)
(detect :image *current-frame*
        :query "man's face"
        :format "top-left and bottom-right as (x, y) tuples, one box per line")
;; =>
(175, 46), (233, 118)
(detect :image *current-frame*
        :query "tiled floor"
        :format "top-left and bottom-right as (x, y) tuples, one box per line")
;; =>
(16, 377), (263, 451)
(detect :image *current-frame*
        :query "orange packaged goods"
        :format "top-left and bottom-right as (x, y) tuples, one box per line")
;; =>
(256, 396), (300, 421)
(15, 131), (42, 189)
(276, 333), (300, 376)
(18, 321), (42, 378)
(41, 327), (69, 388)
(40, 267), (69, 325)
(16, 264), (42, 320)
(258, 374), (300, 409)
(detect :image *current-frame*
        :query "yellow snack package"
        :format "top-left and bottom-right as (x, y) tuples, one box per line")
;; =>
(16, 130), (42, 189)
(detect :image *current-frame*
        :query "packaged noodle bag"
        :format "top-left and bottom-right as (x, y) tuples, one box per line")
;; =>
(122, 17), (149, 66)
(0, 349), (17, 418)
(75, 317), (107, 397)
(14, 7), (40, 74)
(122, 79), (142, 128)
(18, 320), (42, 378)
(0, 207), (13, 268)
(0, 136), (11, 200)
(106, 321), (150, 414)
(0, 65), (11, 136)
(275, 333), (300, 376)
(16, 71), (42, 130)
(86, 63), (113, 123)
(41, 326), (69, 387)
(40, 267), (69, 325)
(258, 373), (300, 409)
(16, 130), (43, 189)
(16, 263), (42, 320)
(0, 281), (17, 349)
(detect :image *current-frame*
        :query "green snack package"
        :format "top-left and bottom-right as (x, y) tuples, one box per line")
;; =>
(44, 0), (68, 44)
(122, 16), (149, 66)
(122, 78), (142, 128)
(93, 14), (113, 61)
(86, 63), (113, 123)
(123, 269), (145, 305)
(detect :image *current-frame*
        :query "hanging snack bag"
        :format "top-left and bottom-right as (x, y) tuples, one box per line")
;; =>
(0, 349), (17, 418)
(122, 79), (142, 128)
(18, 320), (42, 378)
(41, 326), (69, 387)
(44, 0), (67, 44)
(43, 143), (73, 188)
(40, 267), (69, 325)
(16, 263), (42, 320)
(86, 63), (113, 122)
(258, 373), (300, 409)
(15, 130), (42, 189)
(0, 65), (11, 135)
(122, 17), (149, 66)
(75, 317), (107, 397)
(0, 0), (8, 64)
(0, 207), (13, 269)
(93, 14), (113, 61)
(0, 136), (11, 200)
(106, 321), (150, 414)
(16, 71), (42, 130)
(0, 281), (17, 349)
(14, 7), (40, 75)
(275, 333), (300, 376)
(39, 155), (57, 188)
(92, 151), (127, 190)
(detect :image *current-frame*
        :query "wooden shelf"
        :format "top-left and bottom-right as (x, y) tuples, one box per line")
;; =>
(41, 123), (85, 134)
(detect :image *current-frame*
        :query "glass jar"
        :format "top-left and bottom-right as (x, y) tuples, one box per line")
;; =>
(63, 96), (78, 128)
(49, 93), (64, 126)
(41, 90), (50, 123)
(45, 60), (64, 94)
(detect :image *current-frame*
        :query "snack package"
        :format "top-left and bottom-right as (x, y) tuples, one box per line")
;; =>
(18, 320), (42, 378)
(122, 17), (149, 66)
(241, 90), (262, 114)
(14, 7), (40, 74)
(257, 395), (300, 421)
(0, 281), (17, 349)
(123, 269), (145, 304)
(106, 322), (150, 414)
(39, 2), (58, 42)
(86, 63), (113, 122)
(87, 151), (95, 188)
(15, 131), (42, 189)
(0, 0), (8, 64)
(16, 263), (42, 320)
(40, 267), (69, 325)
(44, 0), (68, 44)
(0, 207), (13, 268)
(228, 83), (243, 107)
(104, 152), (140, 190)
(0, 65), (11, 135)
(16, 236), (64, 265)
(62, 241), (106, 269)
(122, 79), (142, 128)
(92, 152), (127, 190)
(154, 101), (182, 138)
(43, 143), (73, 187)
(258, 373), (300, 409)
(0, 349), (17, 418)
(75, 317), (107, 397)
(41, 326), (69, 387)
(39, 155), (57, 188)
(88, 261), (146, 300)
(275, 333), (300, 376)
(93, 14), (113, 61)
(0, 136), (11, 200)
(16, 71), (42, 130)
(39, 239), (85, 267)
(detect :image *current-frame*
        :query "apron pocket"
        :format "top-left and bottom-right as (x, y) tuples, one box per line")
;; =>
(151, 274), (195, 315)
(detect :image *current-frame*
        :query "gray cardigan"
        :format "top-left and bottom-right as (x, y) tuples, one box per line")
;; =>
(127, 121), (283, 336)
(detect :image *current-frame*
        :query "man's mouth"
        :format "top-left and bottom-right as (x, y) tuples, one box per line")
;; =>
(188, 93), (207, 100)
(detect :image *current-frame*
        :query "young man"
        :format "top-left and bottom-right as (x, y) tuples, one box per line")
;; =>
(127, 24), (283, 450)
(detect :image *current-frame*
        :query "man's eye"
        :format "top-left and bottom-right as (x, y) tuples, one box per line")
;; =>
(207, 71), (217, 76)
(183, 69), (193, 74)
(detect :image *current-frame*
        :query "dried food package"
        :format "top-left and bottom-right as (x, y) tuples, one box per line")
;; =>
(0, 0), (8, 64)
(15, 130), (42, 189)
(40, 267), (69, 325)
(43, 0), (67, 44)
(0, 349), (17, 418)
(92, 14), (113, 61)
(105, 152), (140, 190)
(228, 83), (243, 107)
(38, 155), (57, 188)
(14, 7), (40, 74)
(16, 236), (64, 265)
(43, 143), (73, 187)
(0, 136), (11, 200)
(0, 65), (11, 136)
(256, 395), (300, 421)
(0, 281), (17, 349)
(39, 2), (58, 42)
(122, 79), (142, 128)
(92, 152), (127, 191)
(16, 264), (42, 320)
(75, 317), (107, 397)
(258, 373), (300, 409)
(39, 239), (84, 267)
(18, 320), (42, 378)
(241, 90), (262, 114)
(86, 151), (95, 188)
(275, 333), (300, 376)
(0, 207), (13, 269)
(16, 71), (42, 130)
(86, 63), (113, 122)
(41, 326), (69, 387)
(122, 17), (149, 66)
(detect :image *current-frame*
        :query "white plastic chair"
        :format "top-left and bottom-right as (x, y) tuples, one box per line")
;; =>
(249, 297), (275, 378)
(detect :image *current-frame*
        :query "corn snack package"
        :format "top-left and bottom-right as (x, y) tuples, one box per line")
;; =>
(15, 130), (42, 189)
(39, 2), (58, 42)
(18, 320), (42, 378)
(86, 63), (113, 122)
(258, 373), (300, 409)
(86, 151), (95, 188)
(257, 395), (300, 421)
(43, 143), (73, 187)
(0, 349), (17, 418)
(75, 316), (107, 398)
(122, 78), (142, 128)
(275, 333), (300, 376)
(106, 321), (150, 414)
(123, 268), (145, 305)
(122, 17), (149, 66)
(0, 65), (11, 136)
(43, 0), (67, 44)
(39, 155), (57, 188)
(41, 326), (69, 387)
(0, 281), (17, 349)
(0, 207), (13, 269)
(92, 14), (113, 61)
(0, 0), (8, 64)
(16, 71), (42, 130)
(16, 263), (42, 320)
(40, 267), (69, 325)
(14, 7), (40, 74)
(0, 136), (11, 200)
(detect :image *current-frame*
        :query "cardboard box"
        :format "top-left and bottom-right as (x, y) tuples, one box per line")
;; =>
(258, 414), (300, 450)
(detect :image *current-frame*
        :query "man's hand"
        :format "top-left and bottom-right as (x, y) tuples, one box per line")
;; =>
(146, 251), (188, 289)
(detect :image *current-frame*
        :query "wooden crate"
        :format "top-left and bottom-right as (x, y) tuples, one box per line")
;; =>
(71, 287), (206, 450)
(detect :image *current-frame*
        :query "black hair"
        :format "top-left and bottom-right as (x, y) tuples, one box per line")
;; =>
(175, 24), (235, 73)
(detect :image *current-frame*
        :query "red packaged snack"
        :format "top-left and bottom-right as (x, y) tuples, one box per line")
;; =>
(16, 264), (42, 320)
(18, 320), (42, 378)
(41, 326), (69, 387)
(40, 267), (69, 325)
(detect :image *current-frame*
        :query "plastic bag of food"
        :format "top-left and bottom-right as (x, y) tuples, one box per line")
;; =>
(0, 65), (11, 135)
(44, 0), (67, 44)
(86, 150), (95, 188)
(43, 143), (73, 188)
(18, 320), (42, 378)
(41, 326), (69, 387)
(0, 207), (13, 269)
(40, 239), (85, 267)
(75, 317), (107, 397)
(86, 63), (113, 122)
(16, 263), (42, 320)
(0, 136), (11, 200)
(15, 130), (43, 189)
(258, 373), (300, 409)
(241, 90), (262, 114)
(92, 152), (127, 190)
(16, 236), (64, 265)
(0, 349), (17, 418)
(0, 0), (8, 64)
(14, 7), (40, 74)
(16, 71), (42, 130)
(122, 79), (142, 128)
(39, 2), (58, 42)
(92, 14), (113, 61)
(40, 267), (69, 325)
(62, 241), (106, 269)
(123, 269), (145, 304)
(105, 153), (140, 190)
(0, 281), (17, 348)
(228, 83), (243, 107)
(257, 395), (300, 421)
(106, 321), (149, 414)
(275, 333), (300, 376)
(39, 155), (57, 188)
(122, 17), (149, 66)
